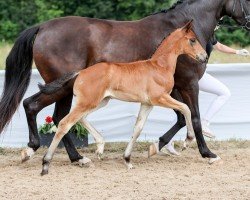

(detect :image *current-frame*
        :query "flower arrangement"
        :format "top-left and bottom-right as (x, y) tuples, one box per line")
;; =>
(38, 116), (88, 140)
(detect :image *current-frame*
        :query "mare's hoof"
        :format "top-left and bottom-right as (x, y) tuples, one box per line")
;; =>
(208, 156), (222, 165)
(78, 157), (92, 167)
(21, 147), (35, 163)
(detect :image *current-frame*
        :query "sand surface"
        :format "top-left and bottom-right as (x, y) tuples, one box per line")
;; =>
(0, 141), (249, 200)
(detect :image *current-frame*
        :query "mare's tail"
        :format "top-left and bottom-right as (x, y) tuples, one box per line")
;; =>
(0, 26), (40, 133)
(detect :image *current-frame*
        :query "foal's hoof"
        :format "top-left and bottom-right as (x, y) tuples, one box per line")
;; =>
(96, 142), (105, 159)
(208, 156), (222, 165)
(21, 147), (35, 163)
(182, 138), (194, 151)
(78, 157), (92, 167)
(40, 169), (48, 176)
(148, 142), (159, 158)
(41, 161), (50, 176)
(125, 163), (134, 170)
(182, 146), (187, 151)
(95, 150), (104, 160)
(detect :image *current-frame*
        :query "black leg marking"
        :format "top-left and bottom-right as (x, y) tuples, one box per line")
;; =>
(124, 155), (131, 164)
(41, 156), (50, 176)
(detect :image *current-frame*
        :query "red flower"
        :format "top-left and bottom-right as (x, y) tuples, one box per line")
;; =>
(45, 116), (53, 124)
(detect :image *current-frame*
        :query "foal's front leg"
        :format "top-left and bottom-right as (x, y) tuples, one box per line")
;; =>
(149, 94), (195, 157)
(124, 104), (152, 169)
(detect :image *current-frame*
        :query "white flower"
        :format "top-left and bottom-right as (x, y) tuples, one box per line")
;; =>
(48, 125), (58, 133)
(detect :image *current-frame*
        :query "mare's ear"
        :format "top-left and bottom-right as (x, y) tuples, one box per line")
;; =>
(182, 20), (193, 32)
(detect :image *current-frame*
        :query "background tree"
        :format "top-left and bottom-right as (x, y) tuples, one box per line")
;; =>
(0, 0), (249, 46)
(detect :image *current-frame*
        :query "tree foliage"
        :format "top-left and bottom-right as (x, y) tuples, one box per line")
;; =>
(0, 0), (249, 46)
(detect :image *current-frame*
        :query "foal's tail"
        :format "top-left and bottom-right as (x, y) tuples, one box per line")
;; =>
(38, 72), (79, 95)
(0, 26), (40, 133)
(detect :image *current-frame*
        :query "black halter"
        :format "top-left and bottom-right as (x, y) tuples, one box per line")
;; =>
(218, 0), (250, 30)
(238, 0), (250, 29)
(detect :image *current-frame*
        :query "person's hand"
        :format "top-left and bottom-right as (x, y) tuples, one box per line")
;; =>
(236, 49), (250, 56)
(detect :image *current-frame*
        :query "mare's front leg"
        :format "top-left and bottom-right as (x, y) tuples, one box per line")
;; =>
(178, 84), (221, 164)
(124, 104), (153, 169)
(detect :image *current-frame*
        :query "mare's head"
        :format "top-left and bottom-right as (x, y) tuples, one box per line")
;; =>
(224, 0), (250, 30)
(171, 20), (208, 63)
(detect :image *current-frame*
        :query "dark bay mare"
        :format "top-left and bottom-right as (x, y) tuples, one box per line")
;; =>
(0, 0), (249, 164)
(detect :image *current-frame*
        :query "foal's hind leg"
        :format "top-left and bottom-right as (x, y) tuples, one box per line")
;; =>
(79, 119), (105, 159)
(21, 90), (83, 164)
(149, 94), (194, 157)
(79, 98), (110, 159)
(124, 104), (152, 169)
(41, 106), (90, 175)
(53, 93), (85, 164)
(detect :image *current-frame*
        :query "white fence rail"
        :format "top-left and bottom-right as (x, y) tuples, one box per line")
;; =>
(0, 63), (250, 147)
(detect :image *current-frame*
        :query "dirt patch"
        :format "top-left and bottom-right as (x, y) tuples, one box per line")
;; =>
(0, 141), (249, 200)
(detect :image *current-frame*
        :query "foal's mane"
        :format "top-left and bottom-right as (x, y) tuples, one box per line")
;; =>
(149, 33), (170, 58)
(151, 0), (186, 15)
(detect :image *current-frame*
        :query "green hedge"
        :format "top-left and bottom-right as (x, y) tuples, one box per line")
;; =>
(0, 0), (249, 46)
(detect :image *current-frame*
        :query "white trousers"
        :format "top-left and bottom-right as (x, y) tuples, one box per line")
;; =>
(199, 72), (231, 122)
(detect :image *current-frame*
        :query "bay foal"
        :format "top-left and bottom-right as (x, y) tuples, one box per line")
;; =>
(41, 21), (207, 175)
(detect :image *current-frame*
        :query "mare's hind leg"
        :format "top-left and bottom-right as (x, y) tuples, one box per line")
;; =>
(21, 90), (83, 164)
(124, 104), (152, 169)
(149, 94), (194, 157)
(41, 106), (90, 175)
(21, 91), (69, 162)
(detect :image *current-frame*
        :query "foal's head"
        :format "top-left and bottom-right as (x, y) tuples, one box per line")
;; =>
(170, 20), (208, 63)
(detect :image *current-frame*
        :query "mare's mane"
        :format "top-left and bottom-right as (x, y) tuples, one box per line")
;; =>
(151, 0), (186, 15)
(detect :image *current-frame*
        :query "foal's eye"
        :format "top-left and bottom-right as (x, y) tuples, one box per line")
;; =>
(190, 38), (196, 43)
(189, 38), (196, 46)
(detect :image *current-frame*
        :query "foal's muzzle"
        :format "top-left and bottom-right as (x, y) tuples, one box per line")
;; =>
(196, 53), (208, 63)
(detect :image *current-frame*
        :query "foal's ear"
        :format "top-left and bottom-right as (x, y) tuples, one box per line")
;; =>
(182, 20), (193, 32)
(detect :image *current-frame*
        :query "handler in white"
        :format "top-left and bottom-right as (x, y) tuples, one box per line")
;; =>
(164, 35), (250, 156)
